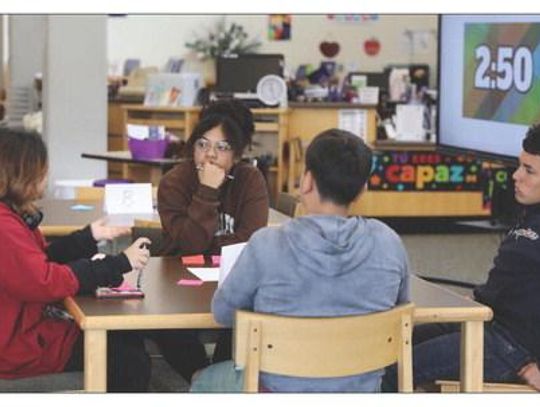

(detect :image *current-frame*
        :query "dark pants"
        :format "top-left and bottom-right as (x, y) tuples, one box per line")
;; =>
(147, 328), (232, 383)
(64, 330), (151, 392)
(382, 320), (534, 391)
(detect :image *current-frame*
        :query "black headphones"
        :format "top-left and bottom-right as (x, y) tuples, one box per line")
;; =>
(1, 199), (44, 230)
(21, 210), (44, 230)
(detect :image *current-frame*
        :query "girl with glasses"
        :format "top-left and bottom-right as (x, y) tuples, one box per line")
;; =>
(158, 99), (269, 257)
(153, 99), (270, 384)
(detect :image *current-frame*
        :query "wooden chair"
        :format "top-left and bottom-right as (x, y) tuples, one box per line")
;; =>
(274, 192), (300, 218)
(286, 136), (305, 194)
(233, 303), (414, 392)
(437, 380), (536, 393)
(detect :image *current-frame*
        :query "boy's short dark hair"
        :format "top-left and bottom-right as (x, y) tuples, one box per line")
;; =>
(305, 128), (373, 206)
(522, 123), (540, 155)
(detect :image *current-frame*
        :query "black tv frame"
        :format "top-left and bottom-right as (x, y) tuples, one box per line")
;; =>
(215, 53), (284, 94)
(435, 15), (520, 167)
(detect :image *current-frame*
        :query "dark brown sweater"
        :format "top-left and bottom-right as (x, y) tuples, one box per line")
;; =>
(157, 160), (269, 255)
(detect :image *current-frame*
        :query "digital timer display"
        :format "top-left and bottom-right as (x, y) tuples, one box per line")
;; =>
(463, 23), (540, 125)
(474, 45), (533, 92)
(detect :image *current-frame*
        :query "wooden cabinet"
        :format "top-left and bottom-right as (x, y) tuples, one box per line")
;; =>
(107, 102), (489, 218)
(286, 104), (489, 218)
(287, 103), (377, 193)
(107, 103), (200, 180)
(249, 108), (289, 203)
(106, 103), (289, 202)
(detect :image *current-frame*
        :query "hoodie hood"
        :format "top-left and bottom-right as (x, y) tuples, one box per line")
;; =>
(283, 215), (374, 277)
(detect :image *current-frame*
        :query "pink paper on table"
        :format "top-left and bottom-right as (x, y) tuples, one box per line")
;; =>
(177, 278), (204, 286)
(181, 255), (205, 266)
(116, 281), (136, 290)
(211, 255), (221, 266)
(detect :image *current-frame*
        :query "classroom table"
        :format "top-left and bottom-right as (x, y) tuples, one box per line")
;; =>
(38, 199), (290, 236)
(64, 258), (492, 393)
(81, 151), (184, 185)
(38, 199), (161, 237)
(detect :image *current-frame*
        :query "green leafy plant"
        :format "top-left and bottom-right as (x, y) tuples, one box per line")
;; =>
(185, 18), (261, 60)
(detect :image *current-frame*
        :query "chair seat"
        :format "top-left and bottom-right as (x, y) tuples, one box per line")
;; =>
(0, 372), (83, 392)
(437, 379), (536, 393)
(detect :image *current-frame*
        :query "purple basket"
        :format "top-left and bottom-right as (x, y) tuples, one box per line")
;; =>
(93, 178), (133, 187)
(128, 137), (169, 160)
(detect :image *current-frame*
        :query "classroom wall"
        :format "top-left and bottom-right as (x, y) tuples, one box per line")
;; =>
(43, 16), (107, 189)
(107, 14), (439, 85)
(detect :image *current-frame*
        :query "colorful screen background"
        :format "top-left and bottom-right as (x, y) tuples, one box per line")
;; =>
(463, 23), (540, 125)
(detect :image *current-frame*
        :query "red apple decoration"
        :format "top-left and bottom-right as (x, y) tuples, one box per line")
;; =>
(319, 41), (340, 58)
(364, 38), (381, 56)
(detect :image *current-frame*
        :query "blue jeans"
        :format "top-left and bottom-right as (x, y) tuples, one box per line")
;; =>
(381, 320), (534, 391)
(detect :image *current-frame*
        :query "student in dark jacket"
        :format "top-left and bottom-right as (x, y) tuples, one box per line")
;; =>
(158, 99), (269, 255)
(383, 123), (540, 391)
(0, 129), (152, 392)
(154, 99), (270, 383)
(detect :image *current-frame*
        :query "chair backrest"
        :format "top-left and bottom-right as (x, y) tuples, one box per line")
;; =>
(275, 192), (300, 218)
(234, 303), (414, 392)
(286, 136), (305, 193)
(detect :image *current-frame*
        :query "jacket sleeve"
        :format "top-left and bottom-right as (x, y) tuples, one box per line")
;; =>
(211, 169), (269, 252)
(45, 225), (98, 263)
(69, 253), (132, 295)
(158, 165), (222, 255)
(0, 216), (80, 302)
(397, 244), (411, 304)
(211, 232), (264, 327)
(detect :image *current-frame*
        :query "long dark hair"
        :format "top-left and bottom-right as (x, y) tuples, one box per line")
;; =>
(186, 99), (254, 158)
(0, 128), (48, 214)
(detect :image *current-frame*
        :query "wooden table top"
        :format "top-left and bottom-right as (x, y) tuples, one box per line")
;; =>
(64, 257), (492, 331)
(39, 199), (290, 235)
(38, 199), (161, 236)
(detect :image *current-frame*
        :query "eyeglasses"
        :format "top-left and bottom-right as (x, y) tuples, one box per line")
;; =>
(194, 138), (232, 154)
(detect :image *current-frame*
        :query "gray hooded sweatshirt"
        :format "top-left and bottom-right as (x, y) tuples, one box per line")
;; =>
(212, 214), (410, 392)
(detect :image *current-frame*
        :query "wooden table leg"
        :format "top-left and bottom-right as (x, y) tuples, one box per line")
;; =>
(460, 321), (484, 392)
(84, 329), (107, 392)
(149, 167), (162, 186)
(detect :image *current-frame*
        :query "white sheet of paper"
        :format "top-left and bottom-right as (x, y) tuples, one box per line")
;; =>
(338, 109), (367, 140)
(126, 124), (150, 140)
(396, 104), (425, 141)
(104, 183), (153, 214)
(219, 242), (247, 287)
(359, 87), (379, 105)
(187, 267), (220, 282)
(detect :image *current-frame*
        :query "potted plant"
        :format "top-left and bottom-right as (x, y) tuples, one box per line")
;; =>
(185, 17), (261, 85)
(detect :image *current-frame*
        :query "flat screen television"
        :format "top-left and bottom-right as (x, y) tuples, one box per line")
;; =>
(216, 53), (284, 94)
(437, 15), (540, 165)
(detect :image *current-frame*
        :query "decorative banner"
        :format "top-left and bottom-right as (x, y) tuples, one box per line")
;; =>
(268, 14), (291, 40)
(368, 151), (482, 191)
(463, 22), (540, 125)
(327, 15), (379, 23)
(481, 165), (513, 211)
